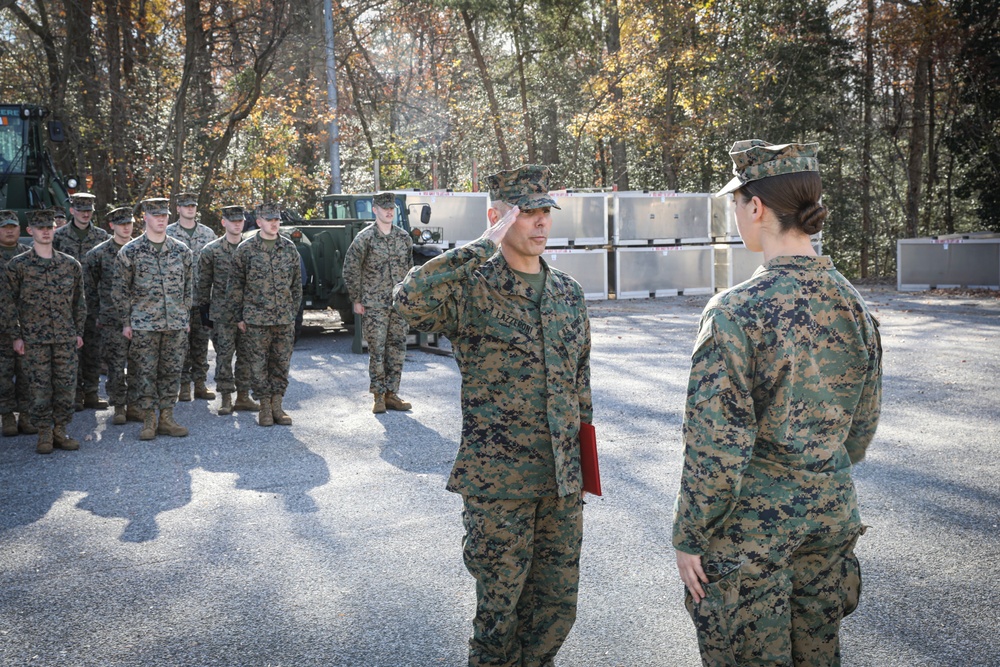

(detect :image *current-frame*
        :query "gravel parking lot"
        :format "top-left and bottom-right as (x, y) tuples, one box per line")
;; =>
(1, 286), (998, 667)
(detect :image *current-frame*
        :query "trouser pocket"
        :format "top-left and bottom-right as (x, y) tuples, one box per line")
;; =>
(686, 560), (742, 666)
(842, 525), (866, 617)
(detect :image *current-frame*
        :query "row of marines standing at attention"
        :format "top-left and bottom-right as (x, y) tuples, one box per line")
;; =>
(0, 191), (302, 454)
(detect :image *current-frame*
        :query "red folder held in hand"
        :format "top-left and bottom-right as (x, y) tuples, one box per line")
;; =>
(579, 422), (602, 496)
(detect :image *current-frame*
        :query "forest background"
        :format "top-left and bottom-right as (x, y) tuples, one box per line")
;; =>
(1, 0), (998, 278)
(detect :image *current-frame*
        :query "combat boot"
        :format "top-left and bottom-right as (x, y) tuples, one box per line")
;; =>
(384, 391), (412, 411)
(18, 413), (38, 435)
(234, 391), (259, 412)
(178, 383), (193, 402)
(74, 388), (84, 412)
(53, 424), (79, 451)
(139, 410), (158, 441)
(157, 408), (188, 437)
(36, 427), (54, 455)
(83, 391), (109, 410)
(271, 395), (292, 426)
(113, 405), (127, 425)
(194, 382), (216, 400)
(218, 393), (233, 416)
(126, 405), (145, 422)
(258, 397), (274, 426)
(372, 393), (386, 414)
(2, 413), (17, 437)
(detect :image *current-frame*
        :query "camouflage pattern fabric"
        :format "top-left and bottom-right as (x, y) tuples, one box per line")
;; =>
(230, 234), (302, 326)
(242, 323), (295, 398)
(210, 322), (251, 394)
(22, 341), (78, 428)
(343, 223), (413, 309)
(128, 329), (186, 410)
(372, 192), (395, 209)
(361, 308), (408, 394)
(53, 222), (110, 394)
(100, 323), (130, 407)
(485, 165), (561, 211)
(716, 140), (820, 196)
(167, 222), (217, 385)
(0, 242), (31, 415)
(463, 493), (583, 667)
(114, 235), (193, 331)
(672, 255), (882, 665)
(394, 238), (593, 499)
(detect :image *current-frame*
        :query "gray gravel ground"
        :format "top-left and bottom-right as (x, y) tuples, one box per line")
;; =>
(1, 285), (998, 667)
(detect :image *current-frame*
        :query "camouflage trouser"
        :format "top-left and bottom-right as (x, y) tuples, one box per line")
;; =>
(362, 307), (408, 394)
(0, 334), (29, 414)
(687, 526), (865, 667)
(180, 307), (210, 384)
(100, 322), (130, 407)
(77, 315), (101, 393)
(243, 323), (295, 398)
(128, 329), (186, 411)
(462, 492), (583, 667)
(23, 340), (78, 428)
(210, 322), (252, 394)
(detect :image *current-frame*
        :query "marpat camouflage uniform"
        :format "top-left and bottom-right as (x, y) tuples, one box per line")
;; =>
(7, 249), (87, 428)
(114, 235), (192, 411)
(230, 233), (302, 399)
(0, 241), (32, 418)
(84, 238), (129, 407)
(673, 255), (882, 667)
(394, 236), (592, 667)
(343, 221), (413, 394)
(53, 219), (109, 397)
(197, 236), (250, 394)
(167, 221), (217, 386)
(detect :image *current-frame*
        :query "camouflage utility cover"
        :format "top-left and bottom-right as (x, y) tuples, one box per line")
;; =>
(197, 236), (242, 324)
(672, 255), (882, 556)
(140, 198), (170, 215)
(0, 210), (18, 225)
(105, 206), (134, 226)
(83, 238), (128, 327)
(372, 192), (395, 209)
(343, 223), (413, 309)
(6, 249), (86, 343)
(255, 202), (281, 219)
(29, 209), (56, 227)
(485, 164), (561, 211)
(114, 235), (193, 331)
(230, 234), (302, 326)
(220, 205), (245, 222)
(175, 192), (198, 206)
(394, 237), (592, 499)
(716, 140), (820, 196)
(68, 192), (96, 211)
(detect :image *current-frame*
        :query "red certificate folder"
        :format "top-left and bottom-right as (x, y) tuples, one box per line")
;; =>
(579, 422), (602, 496)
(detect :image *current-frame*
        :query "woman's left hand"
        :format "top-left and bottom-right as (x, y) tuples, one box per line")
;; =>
(676, 550), (708, 603)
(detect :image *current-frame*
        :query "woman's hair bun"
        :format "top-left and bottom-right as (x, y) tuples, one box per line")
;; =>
(798, 202), (827, 235)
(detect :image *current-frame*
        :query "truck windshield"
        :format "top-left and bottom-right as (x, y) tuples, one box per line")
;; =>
(355, 200), (375, 220)
(0, 113), (26, 174)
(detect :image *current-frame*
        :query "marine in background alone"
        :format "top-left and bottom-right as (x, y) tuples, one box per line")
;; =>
(7, 209), (87, 454)
(343, 191), (414, 414)
(52, 191), (110, 411)
(166, 191), (218, 402)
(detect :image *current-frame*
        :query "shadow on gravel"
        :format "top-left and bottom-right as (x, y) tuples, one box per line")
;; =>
(376, 412), (457, 476)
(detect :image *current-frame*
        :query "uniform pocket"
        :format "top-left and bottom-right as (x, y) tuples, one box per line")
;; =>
(685, 560), (743, 666)
(842, 526), (866, 617)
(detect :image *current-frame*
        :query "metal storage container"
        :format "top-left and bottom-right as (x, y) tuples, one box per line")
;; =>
(897, 238), (1000, 291)
(549, 192), (608, 247)
(613, 192), (712, 245)
(615, 246), (714, 298)
(404, 191), (490, 247)
(541, 248), (609, 300)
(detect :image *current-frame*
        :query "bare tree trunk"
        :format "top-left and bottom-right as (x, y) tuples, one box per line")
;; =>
(905, 35), (931, 239)
(605, 0), (628, 190)
(460, 6), (511, 170)
(508, 0), (536, 163)
(923, 57), (937, 235)
(861, 0), (875, 277)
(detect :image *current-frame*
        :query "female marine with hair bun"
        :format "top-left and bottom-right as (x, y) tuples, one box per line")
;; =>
(672, 140), (883, 666)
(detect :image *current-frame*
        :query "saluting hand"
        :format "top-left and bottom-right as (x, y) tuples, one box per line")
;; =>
(480, 205), (520, 245)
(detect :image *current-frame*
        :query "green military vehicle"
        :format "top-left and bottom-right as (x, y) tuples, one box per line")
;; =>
(281, 192), (442, 325)
(0, 104), (75, 228)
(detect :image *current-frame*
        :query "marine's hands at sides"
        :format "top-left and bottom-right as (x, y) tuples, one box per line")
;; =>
(676, 550), (708, 603)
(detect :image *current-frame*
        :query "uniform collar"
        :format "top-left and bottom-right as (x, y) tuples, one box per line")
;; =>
(761, 255), (833, 272)
(490, 250), (551, 301)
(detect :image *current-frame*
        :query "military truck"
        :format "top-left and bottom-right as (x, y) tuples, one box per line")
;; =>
(281, 193), (441, 325)
(0, 104), (74, 227)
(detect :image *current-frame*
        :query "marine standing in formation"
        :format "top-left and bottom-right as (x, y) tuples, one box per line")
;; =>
(673, 141), (883, 666)
(395, 165), (593, 667)
(197, 205), (258, 416)
(114, 198), (193, 441)
(84, 206), (138, 426)
(0, 210), (33, 436)
(7, 209), (87, 454)
(230, 203), (302, 427)
(343, 191), (414, 414)
(166, 191), (218, 402)
(52, 192), (109, 411)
